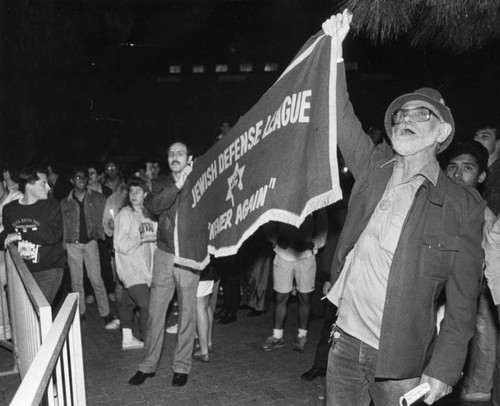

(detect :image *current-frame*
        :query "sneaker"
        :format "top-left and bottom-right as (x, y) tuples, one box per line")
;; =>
(122, 337), (144, 351)
(292, 336), (307, 352)
(166, 323), (178, 334)
(261, 336), (285, 351)
(85, 295), (95, 304)
(105, 318), (121, 330)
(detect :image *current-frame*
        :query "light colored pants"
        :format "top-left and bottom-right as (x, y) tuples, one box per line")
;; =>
(462, 281), (498, 394)
(67, 240), (109, 316)
(139, 248), (199, 375)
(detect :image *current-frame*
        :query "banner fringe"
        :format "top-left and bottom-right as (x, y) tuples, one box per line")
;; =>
(174, 188), (342, 270)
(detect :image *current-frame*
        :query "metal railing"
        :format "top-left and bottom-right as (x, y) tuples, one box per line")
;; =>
(0, 249), (16, 376)
(10, 293), (86, 406)
(5, 246), (52, 378)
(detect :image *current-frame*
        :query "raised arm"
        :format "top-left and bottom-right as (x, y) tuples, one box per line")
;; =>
(322, 11), (391, 178)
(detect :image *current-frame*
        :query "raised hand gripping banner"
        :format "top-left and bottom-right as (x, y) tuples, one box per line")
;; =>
(175, 32), (342, 270)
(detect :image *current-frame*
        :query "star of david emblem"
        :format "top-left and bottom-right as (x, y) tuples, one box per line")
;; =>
(226, 163), (245, 207)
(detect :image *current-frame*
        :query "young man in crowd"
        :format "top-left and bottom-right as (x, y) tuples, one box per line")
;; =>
(322, 12), (484, 405)
(447, 139), (500, 402)
(128, 141), (195, 388)
(261, 209), (327, 353)
(60, 168), (114, 326)
(474, 121), (500, 214)
(103, 161), (124, 193)
(1, 167), (65, 304)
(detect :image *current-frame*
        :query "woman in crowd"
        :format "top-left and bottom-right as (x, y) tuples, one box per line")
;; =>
(193, 264), (218, 362)
(114, 176), (157, 350)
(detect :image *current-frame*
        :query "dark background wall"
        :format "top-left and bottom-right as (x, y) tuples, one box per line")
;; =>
(1, 0), (499, 171)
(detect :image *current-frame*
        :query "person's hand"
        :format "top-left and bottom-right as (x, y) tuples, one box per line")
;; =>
(292, 241), (314, 252)
(322, 281), (332, 296)
(419, 374), (452, 404)
(175, 162), (193, 189)
(4, 232), (21, 248)
(321, 9), (352, 59)
(276, 237), (290, 250)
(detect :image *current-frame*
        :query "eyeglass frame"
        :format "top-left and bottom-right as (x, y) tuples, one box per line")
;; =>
(391, 106), (442, 126)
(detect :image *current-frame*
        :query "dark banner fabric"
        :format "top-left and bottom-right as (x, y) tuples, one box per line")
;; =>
(175, 33), (342, 269)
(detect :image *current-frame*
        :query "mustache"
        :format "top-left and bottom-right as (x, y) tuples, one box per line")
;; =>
(171, 160), (180, 165)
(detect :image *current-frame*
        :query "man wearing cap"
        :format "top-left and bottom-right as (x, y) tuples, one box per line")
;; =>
(321, 11), (485, 405)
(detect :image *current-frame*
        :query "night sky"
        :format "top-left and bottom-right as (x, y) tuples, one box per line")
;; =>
(1, 0), (499, 172)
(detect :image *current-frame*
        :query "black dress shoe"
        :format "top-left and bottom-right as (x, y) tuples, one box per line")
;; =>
(214, 309), (227, 320)
(247, 309), (266, 317)
(172, 372), (188, 387)
(128, 371), (155, 385)
(300, 366), (327, 381)
(218, 313), (237, 324)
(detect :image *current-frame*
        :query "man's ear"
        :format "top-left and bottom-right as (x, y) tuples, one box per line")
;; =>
(494, 138), (500, 152)
(70, 178), (75, 186)
(478, 171), (487, 184)
(437, 123), (452, 143)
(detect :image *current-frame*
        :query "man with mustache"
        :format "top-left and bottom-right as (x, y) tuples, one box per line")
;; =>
(322, 11), (485, 405)
(128, 141), (195, 388)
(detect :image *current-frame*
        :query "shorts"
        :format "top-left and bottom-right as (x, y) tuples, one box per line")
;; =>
(196, 280), (214, 298)
(272, 254), (316, 294)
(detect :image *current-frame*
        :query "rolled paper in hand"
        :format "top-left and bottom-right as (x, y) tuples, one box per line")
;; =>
(399, 383), (431, 406)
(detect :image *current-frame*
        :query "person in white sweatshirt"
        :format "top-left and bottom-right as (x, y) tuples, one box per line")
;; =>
(114, 176), (157, 350)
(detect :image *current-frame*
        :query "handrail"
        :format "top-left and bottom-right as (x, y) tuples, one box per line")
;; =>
(5, 245), (53, 379)
(6, 246), (49, 316)
(10, 293), (85, 406)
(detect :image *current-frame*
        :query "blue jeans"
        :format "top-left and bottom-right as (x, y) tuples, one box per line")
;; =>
(32, 268), (64, 305)
(326, 326), (420, 406)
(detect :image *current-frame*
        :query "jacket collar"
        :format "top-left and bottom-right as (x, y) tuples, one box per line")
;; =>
(67, 188), (92, 202)
(380, 156), (444, 206)
(380, 157), (439, 187)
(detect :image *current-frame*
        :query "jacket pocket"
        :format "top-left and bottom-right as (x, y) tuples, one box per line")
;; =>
(420, 233), (460, 280)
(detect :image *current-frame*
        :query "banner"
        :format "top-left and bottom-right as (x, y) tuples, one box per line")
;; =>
(175, 33), (342, 270)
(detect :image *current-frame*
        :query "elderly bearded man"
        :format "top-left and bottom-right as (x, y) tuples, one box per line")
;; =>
(322, 11), (485, 406)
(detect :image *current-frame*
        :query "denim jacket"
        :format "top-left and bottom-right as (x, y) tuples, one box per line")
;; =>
(61, 189), (106, 243)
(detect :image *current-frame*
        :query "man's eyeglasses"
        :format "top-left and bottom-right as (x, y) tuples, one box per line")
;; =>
(391, 107), (441, 125)
(74, 175), (87, 181)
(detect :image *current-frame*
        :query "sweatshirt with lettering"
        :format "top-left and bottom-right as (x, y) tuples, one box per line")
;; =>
(0, 197), (65, 273)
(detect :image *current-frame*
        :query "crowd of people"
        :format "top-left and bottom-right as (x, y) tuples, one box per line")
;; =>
(1, 10), (500, 406)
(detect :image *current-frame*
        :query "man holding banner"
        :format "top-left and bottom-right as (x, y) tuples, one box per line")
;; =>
(323, 11), (484, 405)
(128, 141), (196, 388)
